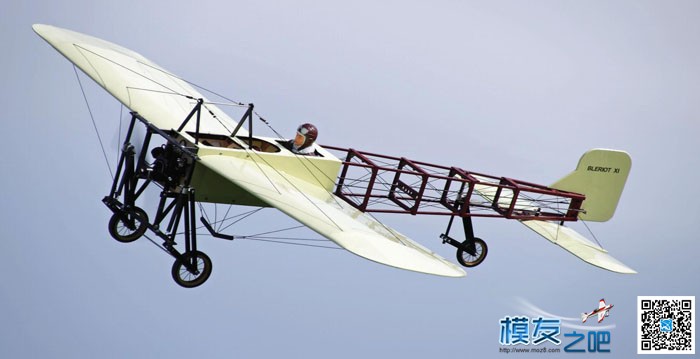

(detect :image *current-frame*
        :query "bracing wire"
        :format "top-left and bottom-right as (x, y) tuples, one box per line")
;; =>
(240, 237), (341, 250)
(72, 50), (421, 250)
(241, 225), (306, 238)
(581, 220), (604, 249)
(112, 53), (346, 224)
(74, 44), (188, 100)
(217, 208), (263, 233)
(143, 233), (172, 255)
(194, 203), (339, 250)
(117, 105), (123, 166)
(196, 203), (339, 249)
(136, 60), (245, 106)
(72, 52), (346, 253)
(74, 65), (114, 180)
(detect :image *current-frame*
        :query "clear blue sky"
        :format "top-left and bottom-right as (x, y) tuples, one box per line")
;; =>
(2, 1), (698, 358)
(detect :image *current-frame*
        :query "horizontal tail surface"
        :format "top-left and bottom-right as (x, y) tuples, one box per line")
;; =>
(522, 220), (636, 274)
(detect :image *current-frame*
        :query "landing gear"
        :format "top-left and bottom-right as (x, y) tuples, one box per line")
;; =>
(103, 110), (217, 288)
(456, 237), (487, 267)
(108, 207), (148, 243)
(441, 209), (489, 268)
(172, 251), (212, 288)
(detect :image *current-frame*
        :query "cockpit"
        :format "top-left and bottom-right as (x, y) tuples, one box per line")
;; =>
(188, 132), (282, 153)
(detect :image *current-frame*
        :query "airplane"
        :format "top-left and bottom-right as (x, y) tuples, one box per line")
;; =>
(33, 24), (637, 287)
(581, 299), (614, 323)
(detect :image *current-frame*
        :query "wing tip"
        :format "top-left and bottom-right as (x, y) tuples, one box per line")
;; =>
(32, 23), (51, 37)
(592, 260), (637, 274)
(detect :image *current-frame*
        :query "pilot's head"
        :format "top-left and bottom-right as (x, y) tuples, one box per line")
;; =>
(293, 123), (318, 150)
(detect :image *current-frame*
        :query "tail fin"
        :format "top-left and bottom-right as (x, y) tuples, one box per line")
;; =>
(551, 149), (631, 222)
(581, 313), (588, 323)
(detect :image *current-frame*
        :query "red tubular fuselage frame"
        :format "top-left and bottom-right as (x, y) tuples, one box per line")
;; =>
(324, 145), (585, 222)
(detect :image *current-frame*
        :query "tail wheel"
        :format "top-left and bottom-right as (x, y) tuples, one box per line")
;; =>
(108, 207), (148, 243)
(171, 251), (212, 288)
(456, 238), (488, 267)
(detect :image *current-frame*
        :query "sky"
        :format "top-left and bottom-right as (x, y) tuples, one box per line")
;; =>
(2, 0), (699, 357)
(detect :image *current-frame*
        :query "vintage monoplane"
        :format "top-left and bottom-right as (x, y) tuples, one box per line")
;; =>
(34, 24), (636, 287)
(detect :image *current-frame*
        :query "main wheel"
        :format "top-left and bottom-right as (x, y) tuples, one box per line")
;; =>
(456, 238), (488, 267)
(108, 207), (148, 243)
(171, 251), (212, 288)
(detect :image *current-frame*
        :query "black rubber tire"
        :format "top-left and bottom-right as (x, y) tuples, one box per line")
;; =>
(171, 251), (212, 288)
(108, 207), (148, 243)
(456, 237), (488, 267)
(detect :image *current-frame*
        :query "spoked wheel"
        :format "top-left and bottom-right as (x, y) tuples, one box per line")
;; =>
(108, 207), (148, 243)
(171, 251), (212, 288)
(456, 237), (488, 267)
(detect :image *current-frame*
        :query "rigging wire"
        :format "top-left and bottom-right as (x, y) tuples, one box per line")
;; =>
(124, 87), (188, 97)
(240, 237), (341, 250)
(124, 86), (236, 134)
(75, 44), (188, 100)
(581, 219), (604, 249)
(71, 50), (596, 259)
(249, 112), (347, 210)
(244, 149), (344, 230)
(136, 60), (245, 106)
(73, 51), (429, 250)
(241, 235), (329, 242)
(241, 225), (306, 238)
(133, 61), (247, 134)
(114, 52), (352, 225)
(74, 65), (114, 180)
(216, 207), (263, 233)
(195, 204), (263, 233)
(118, 105), (123, 166)
(194, 203), (338, 249)
(72, 53), (345, 252)
(142, 233), (172, 255)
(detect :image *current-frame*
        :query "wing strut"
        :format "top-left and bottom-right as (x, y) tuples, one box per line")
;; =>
(176, 98), (204, 144)
(229, 103), (255, 148)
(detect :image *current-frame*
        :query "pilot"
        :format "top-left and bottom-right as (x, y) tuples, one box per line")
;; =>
(289, 123), (318, 155)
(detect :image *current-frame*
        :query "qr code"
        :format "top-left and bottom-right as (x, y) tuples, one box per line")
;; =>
(638, 296), (695, 355)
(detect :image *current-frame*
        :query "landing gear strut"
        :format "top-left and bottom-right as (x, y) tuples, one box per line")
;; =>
(102, 111), (214, 288)
(440, 208), (488, 268)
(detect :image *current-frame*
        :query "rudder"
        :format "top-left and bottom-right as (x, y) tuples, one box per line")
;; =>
(551, 149), (631, 222)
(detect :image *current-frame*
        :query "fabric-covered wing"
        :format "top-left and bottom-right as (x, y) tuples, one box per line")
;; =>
(34, 24), (463, 277)
(33, 24), (239, 135)
(199, 153), (466, 277)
